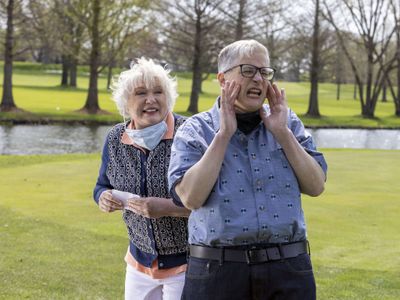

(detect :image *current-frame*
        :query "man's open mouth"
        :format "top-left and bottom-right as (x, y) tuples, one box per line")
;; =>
(247, 88), (262, 96)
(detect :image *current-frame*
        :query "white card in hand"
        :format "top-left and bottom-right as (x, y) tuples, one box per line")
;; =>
(112, 190), (140, 208)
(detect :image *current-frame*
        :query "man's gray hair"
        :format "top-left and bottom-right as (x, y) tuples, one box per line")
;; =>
(111, 57), (178, 118)
(218, 40), (270, 73)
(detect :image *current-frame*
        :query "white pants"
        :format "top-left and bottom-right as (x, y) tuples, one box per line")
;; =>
(125, 264), (185, 300)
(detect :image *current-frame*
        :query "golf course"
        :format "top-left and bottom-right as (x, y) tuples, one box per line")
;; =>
(1, 64), (399, 299)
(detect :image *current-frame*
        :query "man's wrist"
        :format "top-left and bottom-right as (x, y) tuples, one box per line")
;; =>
(272, 127), (292, 144)
(215, 130), (233, 144)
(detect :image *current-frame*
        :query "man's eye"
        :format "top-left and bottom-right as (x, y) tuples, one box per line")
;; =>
(154, 90), (163, 94)
(242, 69), (255, 75)
(136, 91), (146, 95)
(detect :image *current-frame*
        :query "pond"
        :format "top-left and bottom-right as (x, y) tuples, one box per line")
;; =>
(0, 125), (399, 155)
(0, 125), (110, 155)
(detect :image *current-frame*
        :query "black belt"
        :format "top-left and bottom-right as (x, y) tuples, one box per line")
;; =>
(189, 240), (309, 264)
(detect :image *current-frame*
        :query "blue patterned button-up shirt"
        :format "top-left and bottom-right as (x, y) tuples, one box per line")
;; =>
(168, 100), (327, 247)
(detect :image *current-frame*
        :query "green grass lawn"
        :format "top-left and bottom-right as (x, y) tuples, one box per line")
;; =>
(0, 150), (399, 299)
(1, 69), (400, 127)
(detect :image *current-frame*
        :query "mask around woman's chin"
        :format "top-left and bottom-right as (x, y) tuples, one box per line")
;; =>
(125, 120), (167, 150)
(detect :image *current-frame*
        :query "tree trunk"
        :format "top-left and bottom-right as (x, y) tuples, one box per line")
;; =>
(363, 44), (375, 117)
(69, 58), (77, 87)
(188, 13), (202, 114)
(81, 0), (101, 114)
(396, 18), (400, 116)
(269, 34), (276, 72)
(353, 81), (357, 100)
(235, 0), (246, 40)
(381, 79), (387, 102)
(189, 59), (202, 114)
(335, 43), (342, 101)
(336, 82), (341, 100)
(107, 62), (113, 90)
(0, 0), (18, 112)
(61, 55), (69, 86)
(362, 105), (375, 118)
(306, 0), (320, 117)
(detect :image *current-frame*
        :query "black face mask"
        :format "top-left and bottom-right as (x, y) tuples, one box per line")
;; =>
(236, 110), (262, 135)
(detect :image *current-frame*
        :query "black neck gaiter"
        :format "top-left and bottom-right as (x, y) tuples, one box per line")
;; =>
(236, 110), (262, 135)
(217, 97), (262, 135)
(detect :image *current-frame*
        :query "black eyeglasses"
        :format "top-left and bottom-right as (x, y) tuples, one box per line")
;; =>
(223, 64), (276, 81)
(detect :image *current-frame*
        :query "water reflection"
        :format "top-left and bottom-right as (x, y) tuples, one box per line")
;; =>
(309, 128), (400, 150)
(0, 125), (111, 155)
(0, 125), (399, 155)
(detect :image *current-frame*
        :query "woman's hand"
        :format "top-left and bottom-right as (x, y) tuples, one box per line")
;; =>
(219, 80), (240, 140)
(99, 190), (124, 212)
(126, 197), (190, 218)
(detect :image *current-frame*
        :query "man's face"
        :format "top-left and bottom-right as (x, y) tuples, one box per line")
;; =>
(219, 51), (269, 113)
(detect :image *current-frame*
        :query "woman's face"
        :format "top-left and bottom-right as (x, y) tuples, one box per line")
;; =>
(127, 82), (169, 129)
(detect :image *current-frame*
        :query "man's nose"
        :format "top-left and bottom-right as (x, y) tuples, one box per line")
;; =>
(253, 70), (263, 81)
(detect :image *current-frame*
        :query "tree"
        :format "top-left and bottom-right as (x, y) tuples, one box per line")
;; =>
(25, 1), (60, 64)
(385, 0), (400, 116)
(0, 0), (20, 112)
(307, 0), (321, 117)
(220, 0), (252, 41)
(253, 0), (291, 75)
(334, 43), (344, 100)
(234, 0), (246, 40)
(81, 0), (101, 113)
(323, 0), (397, 118)
(157, 0), (224, 114)
(69, 0), (149, 114)
(54, 0), (87, 87)
(259, 0), (322, 82)
(394, 1), (400, 116)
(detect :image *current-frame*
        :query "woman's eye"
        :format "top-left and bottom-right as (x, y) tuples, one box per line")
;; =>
(136, 91), (146, 95)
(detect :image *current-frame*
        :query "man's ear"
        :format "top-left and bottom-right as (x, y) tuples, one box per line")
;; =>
(217, 72), (225, 86)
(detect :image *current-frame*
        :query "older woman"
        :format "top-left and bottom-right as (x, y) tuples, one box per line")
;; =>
(93, 58), (190, 300)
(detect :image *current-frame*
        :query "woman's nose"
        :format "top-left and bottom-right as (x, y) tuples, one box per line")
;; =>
(145, 93), (156, 103)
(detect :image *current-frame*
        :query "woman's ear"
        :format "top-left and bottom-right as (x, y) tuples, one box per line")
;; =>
(124, 104), (130, 116)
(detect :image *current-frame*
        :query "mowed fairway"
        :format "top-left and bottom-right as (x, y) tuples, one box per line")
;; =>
(1, 69), (400, 127)
(304, 150), (400, 299)
(0, 150), (399, 299)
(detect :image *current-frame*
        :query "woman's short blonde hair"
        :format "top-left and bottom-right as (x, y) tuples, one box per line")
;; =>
(111, 57), (178, 118)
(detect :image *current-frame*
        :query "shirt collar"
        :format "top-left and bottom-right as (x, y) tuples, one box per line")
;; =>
(210, 97), (221, 132)
(121, 112), (174, 146)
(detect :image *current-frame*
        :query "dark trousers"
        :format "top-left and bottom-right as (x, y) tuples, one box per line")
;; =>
(181, 253), (316, 300)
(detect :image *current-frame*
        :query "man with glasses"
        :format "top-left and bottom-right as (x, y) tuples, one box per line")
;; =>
(168, 39), (327, 299)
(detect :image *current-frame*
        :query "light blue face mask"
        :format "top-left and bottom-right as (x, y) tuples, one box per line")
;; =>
(125, 120), (167, 151)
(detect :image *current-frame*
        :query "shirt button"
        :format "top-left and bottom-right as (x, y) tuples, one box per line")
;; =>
(159, 262), (164, 267)
(259, 205), (265, 211)
(256, 179), (262, 186)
